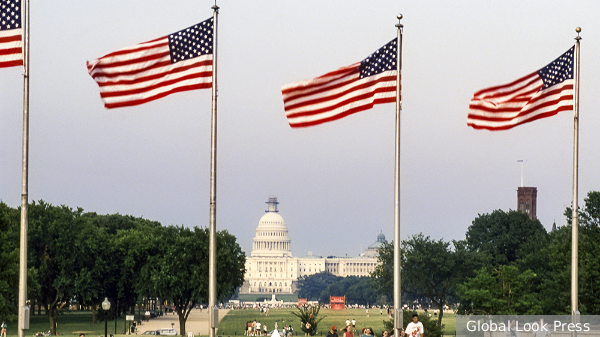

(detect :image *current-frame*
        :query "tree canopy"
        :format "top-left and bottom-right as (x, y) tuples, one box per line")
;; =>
(465, 209), (547, 266)
(296, 272), (341, 301)
(372, 235), (484, 326)
(0, 200), (246, 335)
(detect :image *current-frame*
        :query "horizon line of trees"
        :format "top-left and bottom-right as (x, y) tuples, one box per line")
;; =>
(0, 200), (246, 336)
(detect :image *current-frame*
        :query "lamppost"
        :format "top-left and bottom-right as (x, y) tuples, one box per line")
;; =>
(102, 298), (111, 337)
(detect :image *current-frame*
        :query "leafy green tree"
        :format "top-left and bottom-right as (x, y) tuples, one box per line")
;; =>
(215, 229), (247, 303)
(291, 304), (325, 336)
(138, 226), (245, 335)
(536, 226), (571, 314)
(0, 202), (19, 322)
(296, 272), (341, 301)
(112, 217), (164, 318)
(465, 210), (547, 266)
(72, 213), (140, 324)
(457, 265), (541, 314)
(372, 235), (484, 326)
(28, 201), (85, 335)
(318, 277), (377, 305)
(540, 190), (600, 315)
(402, 234), (479, 326)
(345, 277), (378, 305)
(370, 241), (394, 300)
(566, 191), (600, 314)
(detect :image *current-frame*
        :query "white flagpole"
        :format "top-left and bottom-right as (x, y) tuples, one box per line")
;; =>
(208, 3), (219, 337)
(18, 0), (30, 336)
(571, 27), (581, 316)
(393, 14), (403, 337)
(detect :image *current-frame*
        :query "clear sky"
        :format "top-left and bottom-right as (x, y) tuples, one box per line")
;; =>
(1, 0), (600, 257)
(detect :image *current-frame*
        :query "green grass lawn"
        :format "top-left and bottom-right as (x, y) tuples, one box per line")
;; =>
(4, 311), (134, 337)
(217, 308), (456, 337)
(217, 308), (388, 337)
(3, 309), (456, 337)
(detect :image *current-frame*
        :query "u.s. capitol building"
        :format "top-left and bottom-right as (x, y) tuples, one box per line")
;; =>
(239, 197), (385, 295)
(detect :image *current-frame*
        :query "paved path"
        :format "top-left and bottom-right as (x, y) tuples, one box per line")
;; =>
(132, 309), (230, 336)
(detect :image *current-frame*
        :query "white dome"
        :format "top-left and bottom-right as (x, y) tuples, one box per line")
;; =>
(258, 211), (286, 228)
(251, 197), (291, 257)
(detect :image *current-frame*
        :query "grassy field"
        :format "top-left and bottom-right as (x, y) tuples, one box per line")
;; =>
(217, 308), (456, 337)
(4, 311), (133, 337)
(3, 309), (456, 337)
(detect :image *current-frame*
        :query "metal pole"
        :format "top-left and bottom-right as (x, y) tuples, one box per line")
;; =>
(571, 27), (581, 315)
(115, 300), (118, 335)
(518, 160), (524, 187)
(208, 4), (219, 337)
(18, 0), (30, 336)
(393, 13), (403, 337)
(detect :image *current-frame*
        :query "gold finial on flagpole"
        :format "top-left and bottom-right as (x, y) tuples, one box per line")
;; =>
(396, 14), (403, 28)
(575, 27), (581, 40)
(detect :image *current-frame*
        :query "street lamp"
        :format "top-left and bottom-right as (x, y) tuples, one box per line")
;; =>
(102, 298), (111, 337)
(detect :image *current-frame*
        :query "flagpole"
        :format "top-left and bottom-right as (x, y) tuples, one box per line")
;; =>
(18, 0), (30, 336)
(571, 27), (581, 316)
(393, 13), (403, 337)
(208, 3), (219, 337)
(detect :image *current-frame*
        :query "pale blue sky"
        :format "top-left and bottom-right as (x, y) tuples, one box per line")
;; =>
(1, 0), (599, 257)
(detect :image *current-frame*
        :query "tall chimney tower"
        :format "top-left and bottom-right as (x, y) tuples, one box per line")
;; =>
(517, 187), (537, 220)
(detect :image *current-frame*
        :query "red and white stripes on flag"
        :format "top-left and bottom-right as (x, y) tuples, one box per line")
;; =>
(467, 46), (575, 131)
(0, 0), (23, 68)
(87, 18), (213, 109)
(282, 39), (398, 128)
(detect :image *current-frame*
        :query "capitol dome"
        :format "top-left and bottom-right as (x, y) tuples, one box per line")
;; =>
(257, 211), (286, 228)
(251, 197), (292, 257)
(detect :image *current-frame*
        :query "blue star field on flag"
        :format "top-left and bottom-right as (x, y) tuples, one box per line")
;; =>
(537, 46), (574, 89)
(0, 0), (21, 31)
(359, 39), (397, 79)
(168, 17), (213, 64)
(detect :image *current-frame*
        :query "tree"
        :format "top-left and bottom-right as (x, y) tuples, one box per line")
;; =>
(215, 229), (247, 303)
(28, 201), (85, 335)
(370, 241), (394, 300)
(545, 190), (600, 314)
(318, 277), (377, 305)
(112, 217), (164, 318)
(465, 210), (547, 266)
(457, 265), (541, 315)
(296, 272), (341, 301)
(138, 226), (245, 336)
(535, 226), (571, 314)
(401, 234), (478, 326)
(0, 202), (19, 322)
(291, 304), (325, 336)
(72, 215), (113, 324)
(372, 235), (484, 326)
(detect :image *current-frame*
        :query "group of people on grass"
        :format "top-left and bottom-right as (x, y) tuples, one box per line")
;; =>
(245, 320), (293, 337)
(327, 314), (424, 337)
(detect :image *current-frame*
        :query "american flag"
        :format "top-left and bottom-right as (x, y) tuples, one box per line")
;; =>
(0, 0), (23, 68)
(87, 17), (213, 109)
(282, 39), (398, 128)
(467, 46), (574, 131)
